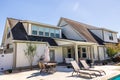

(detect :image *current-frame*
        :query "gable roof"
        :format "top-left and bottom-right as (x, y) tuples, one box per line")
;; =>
(60, 17), (97, 43)
(10, 20), (58, 46)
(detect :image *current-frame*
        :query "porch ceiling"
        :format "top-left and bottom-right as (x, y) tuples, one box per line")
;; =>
(55, 39), (97, 46)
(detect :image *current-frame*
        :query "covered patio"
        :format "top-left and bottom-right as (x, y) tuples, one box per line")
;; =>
(55, 39), (97, 63)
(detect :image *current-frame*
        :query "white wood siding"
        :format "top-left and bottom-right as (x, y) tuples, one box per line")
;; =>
(98, 46), (105, 60)
(0, 53), (13, 71)
(103, 31), (118, 43)
(59, 20), (85, 41)
(90, 30), (103, 40)
(16, 43), (47, 67)
(62, 25), (85, 41)
(54, 47), (63, 62)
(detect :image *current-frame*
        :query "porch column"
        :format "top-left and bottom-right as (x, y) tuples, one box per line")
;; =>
(74, 44), (78, 63)
(91, 46), (94, 63)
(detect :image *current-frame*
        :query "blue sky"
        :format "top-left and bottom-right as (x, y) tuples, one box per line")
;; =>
(0, 0), (120, 43)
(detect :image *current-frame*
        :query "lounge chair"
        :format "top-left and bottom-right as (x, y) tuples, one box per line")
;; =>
(71, 60), (97, 78)
(80, 60), (106, 76)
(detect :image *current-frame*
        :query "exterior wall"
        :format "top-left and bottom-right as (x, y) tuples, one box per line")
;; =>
(93, 45), (98, 60)
(28, 23), (32, 35)
(58, 20), (67, 27)
(55, 40), (73, 46)
(0, 53), (13, 71)
(54, 47), (63, 62)
(59, 20), (85, 41)
(16, 42), (47, 68)
(103, 31), (118, 43)
(15, 42), (63, 68)
(98, 46), (105, 60)
(22, 22), (28, 33)
(62, 24), (85, 41)
(90, 30), (103, 40)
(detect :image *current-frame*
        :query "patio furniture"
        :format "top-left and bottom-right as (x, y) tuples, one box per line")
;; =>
(44, 62), (57, 73)
(65, 58), (74, 68)
(71, 60), (97, 78)
(38, 62), (48, 73)
(80, 60), (106, 76)
(39, 62), (57, 73)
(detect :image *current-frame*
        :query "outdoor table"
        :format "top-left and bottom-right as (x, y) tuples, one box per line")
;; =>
(44, 62), (57, 73)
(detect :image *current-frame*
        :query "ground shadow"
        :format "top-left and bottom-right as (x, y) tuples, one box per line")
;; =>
(26, 71), (53, 79)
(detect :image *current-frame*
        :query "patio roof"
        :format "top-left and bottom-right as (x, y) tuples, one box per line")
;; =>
(55, 38), (97, 46)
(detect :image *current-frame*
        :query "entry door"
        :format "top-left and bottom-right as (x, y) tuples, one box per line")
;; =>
(81, 47), (87, 59)
(49, 50), (55, 61)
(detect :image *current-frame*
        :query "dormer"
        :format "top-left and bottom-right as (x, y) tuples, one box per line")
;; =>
(90, 28), (118, 43)
(21, 20), (62, 38)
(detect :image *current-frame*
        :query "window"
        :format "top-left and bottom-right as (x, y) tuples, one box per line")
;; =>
(55, 30), (60, 38)
(50, 28), (55, 37)
(108, 33), (113, 40)
(82, 47), (87, 58)
(45, 28), (49, 37)
(32, 25), (38, 35)
(39, 27), (44, 36)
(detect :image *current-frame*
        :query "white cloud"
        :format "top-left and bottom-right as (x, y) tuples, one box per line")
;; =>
(73, 2), (80, 11)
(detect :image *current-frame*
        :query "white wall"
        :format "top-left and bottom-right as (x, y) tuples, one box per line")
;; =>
(103, 31), (118, 43)
(16, 42), (47, 67)
(93, 45), (98, 60)
(51, 47), (63, 62)
(62, 24), (85, 41)
(98, 46), (105, 60)
(15, 42), (63, 68)
(0, 53), (13, 71)
(59, 20), (85, 41)
(90, 30), (103, 40)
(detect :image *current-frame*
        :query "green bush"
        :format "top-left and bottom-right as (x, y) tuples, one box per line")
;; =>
(107, 47), (117, 58)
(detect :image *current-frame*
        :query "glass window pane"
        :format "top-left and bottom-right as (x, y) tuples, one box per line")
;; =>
(82, 48), (86, 52)
(45, 28), (49, 37)
(39, 27), (44, 36)
(32, 30), (37, 35)
(32, 25), (38, 35)
(55, 30), (60, 38)
(50, 28), (55, 37)
(45, 32), (49, 36)
(45, 28), (49, 32)
(32, 25), (38, 30)
(50, 33), (54, 37)
(39, 31), (43, 35)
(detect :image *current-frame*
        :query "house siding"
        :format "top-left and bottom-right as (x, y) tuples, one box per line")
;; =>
(103, 31), (118, 43)
(16, 42), (47, 67)
(90, 30), (103, 40)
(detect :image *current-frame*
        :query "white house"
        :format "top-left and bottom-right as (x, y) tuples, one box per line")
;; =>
(0, 17), (118, 71)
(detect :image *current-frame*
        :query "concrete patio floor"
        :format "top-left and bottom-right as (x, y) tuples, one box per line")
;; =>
(0, 65), (120, 80)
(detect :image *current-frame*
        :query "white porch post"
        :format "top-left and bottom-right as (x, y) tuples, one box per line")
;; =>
(91, 45), (94, 63)
(74, 44), (78, 63)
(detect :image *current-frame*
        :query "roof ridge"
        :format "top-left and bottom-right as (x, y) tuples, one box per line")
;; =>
(61, 17), (99, 29)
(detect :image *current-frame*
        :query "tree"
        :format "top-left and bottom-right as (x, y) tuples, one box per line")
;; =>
(106, 43), (120, 58)
(24, 42), (36, 70)
(107, 47), (117, 58)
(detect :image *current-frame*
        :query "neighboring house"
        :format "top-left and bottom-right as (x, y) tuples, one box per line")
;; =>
(0, 17), (118, 71)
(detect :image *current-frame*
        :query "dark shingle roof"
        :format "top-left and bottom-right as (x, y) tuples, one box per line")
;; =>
(27, 36), (58, 46)
(88, 30), (104, 45)
(11, 22), (28, 40)
(11, 22), (58, 46)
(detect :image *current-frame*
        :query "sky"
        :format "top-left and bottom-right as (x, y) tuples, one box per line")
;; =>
(0, 0), (120, 43)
